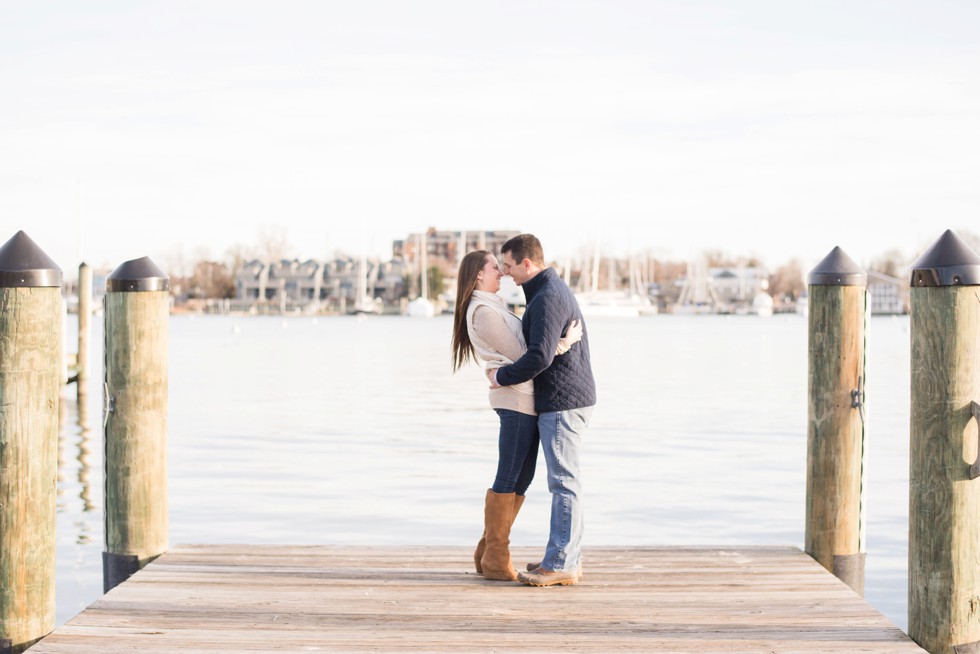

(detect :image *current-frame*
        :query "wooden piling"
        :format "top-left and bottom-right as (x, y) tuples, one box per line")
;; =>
(908, 230), (980, 654)
(805, 247), (868, 596)
(59, 296), (69, 423)
(76, 262), (91, 401)
(103, 257), (170, 593)
(0, 231), (62, 653)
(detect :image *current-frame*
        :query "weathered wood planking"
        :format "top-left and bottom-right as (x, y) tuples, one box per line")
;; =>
(30, 545), (926, 653)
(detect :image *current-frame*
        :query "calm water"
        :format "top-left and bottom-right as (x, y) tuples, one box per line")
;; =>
(55, 312), (913, 628)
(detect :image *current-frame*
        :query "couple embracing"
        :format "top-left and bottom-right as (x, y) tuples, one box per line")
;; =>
(451, 234), (596, 587)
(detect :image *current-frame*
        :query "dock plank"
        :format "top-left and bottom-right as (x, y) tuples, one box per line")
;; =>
(29, 545), (926, 653)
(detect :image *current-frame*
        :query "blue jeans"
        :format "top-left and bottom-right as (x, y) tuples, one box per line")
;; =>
(492, 409), (539, 496)
(539, 406), (593, 572)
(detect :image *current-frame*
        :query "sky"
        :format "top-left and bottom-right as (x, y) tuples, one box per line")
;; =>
(2, 1), (979, 277)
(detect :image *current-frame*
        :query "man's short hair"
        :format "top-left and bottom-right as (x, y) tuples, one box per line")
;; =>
(501, 234), (544, 266)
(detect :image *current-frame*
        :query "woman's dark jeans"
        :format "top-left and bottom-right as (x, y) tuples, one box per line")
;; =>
(492, 409), (540, 495)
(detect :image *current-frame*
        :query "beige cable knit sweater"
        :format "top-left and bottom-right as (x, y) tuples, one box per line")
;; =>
(465, 290), (572, 416)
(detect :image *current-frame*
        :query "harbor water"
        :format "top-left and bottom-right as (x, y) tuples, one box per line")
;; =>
(55, 312), (912, 629)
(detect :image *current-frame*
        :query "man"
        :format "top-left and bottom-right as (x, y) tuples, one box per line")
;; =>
(488, 233), (596, 587)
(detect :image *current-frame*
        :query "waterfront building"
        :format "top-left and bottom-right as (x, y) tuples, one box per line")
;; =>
(393, 228), (520, 276)
(709, 264), (770, 307)
(867, 270), (909, 314)
(229, 228), (518, 314)
(674, 260), (770, 314)
(234, 257), (406, 314)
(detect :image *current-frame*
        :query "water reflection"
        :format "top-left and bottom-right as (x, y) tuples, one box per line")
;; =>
(54, 315), (105, 625)
(76, 391), (95, 517)
(57, 389), (96, 534)
(57, 394), (67, 492)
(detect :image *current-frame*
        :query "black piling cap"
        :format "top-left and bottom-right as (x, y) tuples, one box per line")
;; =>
(910, 229), (980, 287)
(0, 230), (63, 288)
(808, 246), (867, 286)
(106, 256), (170, 293)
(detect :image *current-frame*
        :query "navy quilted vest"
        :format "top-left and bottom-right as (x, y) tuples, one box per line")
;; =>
(495, 267), (597, 413)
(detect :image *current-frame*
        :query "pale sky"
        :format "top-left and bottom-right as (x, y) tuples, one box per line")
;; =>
(2, 1), (978, 277)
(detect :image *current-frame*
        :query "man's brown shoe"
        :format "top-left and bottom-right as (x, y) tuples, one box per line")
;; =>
(526, 562), (584, 578)
(517, 567), (579, 587)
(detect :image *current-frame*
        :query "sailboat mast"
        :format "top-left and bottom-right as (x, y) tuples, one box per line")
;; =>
(591, 241), (600, 294)
(357, 251), (367, 302)
(420, 231), (429, 300)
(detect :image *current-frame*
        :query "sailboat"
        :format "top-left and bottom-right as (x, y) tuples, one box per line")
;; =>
(351, 252), (382, 315)
(407, 231), (435, 317)
(575, 243), (655, 317)
(674, 256), (720, 315)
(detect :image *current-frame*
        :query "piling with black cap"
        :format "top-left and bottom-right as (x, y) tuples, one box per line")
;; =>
(908, 229), (980, 653)
(804, 246), (868, 596)
(103, 257), (170, 593)
(0, 231), (62, 652)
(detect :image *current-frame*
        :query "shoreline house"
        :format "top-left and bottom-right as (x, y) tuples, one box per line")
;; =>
(234, 257), (409, 314)
(674, 261), (771, 314)
(867, 270), (909, 314)
(230, 228), (563, 314)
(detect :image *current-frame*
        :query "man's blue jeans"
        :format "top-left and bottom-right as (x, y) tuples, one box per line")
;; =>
(538, 406), (593, 572)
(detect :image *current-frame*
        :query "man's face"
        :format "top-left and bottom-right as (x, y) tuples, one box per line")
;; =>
(501, 251), (529, 286)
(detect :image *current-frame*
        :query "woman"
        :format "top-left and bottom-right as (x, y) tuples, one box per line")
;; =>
(451, 250), (581, 581)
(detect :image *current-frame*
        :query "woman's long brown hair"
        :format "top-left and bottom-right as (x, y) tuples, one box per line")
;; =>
(451, 250), (492, 372)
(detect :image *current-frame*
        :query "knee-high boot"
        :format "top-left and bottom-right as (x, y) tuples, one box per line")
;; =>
(475, 491), (525, 574)
(474, 489), (490, 573)
(512, 492), (525, 525)
(480, 490), (518, 581)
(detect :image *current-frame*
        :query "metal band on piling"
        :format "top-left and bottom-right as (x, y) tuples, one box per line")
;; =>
(102, 552), (141, 593)
(908, 229), (980, 653)
(0, 231), (61, 652)
(805, 246), (868, 597)
(103, 256), (170, 593)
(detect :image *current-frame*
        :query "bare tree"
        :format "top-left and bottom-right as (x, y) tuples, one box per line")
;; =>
(160, 246), (191, 280)
(188, 261), (235, 299)
(653, 260), (688, 302)
(701, 250), (763, 269)
(224, 243), (255, 273)
(869, 249), (909, 278)
(768, 259), (806, 301)
(703, 249), (733, 267)
(256, 226), (293, 262)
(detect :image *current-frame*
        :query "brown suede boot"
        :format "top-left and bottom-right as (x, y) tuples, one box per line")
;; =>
(474, 534), (487, 573)
(473, 489), (491, 573)
(475, 491), (525, 575)
(480, 490), (518, 581)
(512, 493), (525, 523)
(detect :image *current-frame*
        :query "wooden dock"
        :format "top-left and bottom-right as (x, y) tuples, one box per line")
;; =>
(30, 545), (925, 653)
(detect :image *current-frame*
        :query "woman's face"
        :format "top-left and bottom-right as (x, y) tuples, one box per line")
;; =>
(475, 255), (503, 294)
